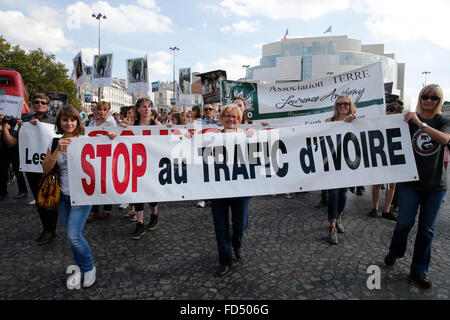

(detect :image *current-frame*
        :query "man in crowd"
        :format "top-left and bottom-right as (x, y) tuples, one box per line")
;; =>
(7, 93), (58, 246)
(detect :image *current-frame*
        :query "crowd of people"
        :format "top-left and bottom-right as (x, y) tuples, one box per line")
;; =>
(0, 84), (449, 291)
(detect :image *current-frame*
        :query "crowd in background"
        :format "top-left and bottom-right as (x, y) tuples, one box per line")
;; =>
(0, 84), (449, 290)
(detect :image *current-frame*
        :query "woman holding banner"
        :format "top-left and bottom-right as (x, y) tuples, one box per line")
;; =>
(209, 104), (253, 276)
(121, 98), (161, 240)
(86, 101), (117, 223)
(325, 94), (357, 245)
(42, 105), (115, 288)
(384, 84), (450, 289)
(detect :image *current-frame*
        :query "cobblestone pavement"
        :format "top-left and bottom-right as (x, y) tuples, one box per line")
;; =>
(0, 180), (449, 300)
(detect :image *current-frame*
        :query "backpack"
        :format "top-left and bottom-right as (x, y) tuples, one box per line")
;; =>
(36, 138), (61, 210)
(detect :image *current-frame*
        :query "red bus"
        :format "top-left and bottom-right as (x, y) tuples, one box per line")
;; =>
(0, 68), (30, 114)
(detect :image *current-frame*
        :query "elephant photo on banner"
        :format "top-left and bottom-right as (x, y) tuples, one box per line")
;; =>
(126, 56), (149, 94)
(92, 53), (113, 88)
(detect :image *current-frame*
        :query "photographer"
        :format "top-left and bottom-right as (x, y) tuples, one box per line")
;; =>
(12, 93), (58, 246)
(0, 112), (28, 201)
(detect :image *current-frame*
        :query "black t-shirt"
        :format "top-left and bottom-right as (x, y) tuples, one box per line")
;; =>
(401, 113), (450, 191)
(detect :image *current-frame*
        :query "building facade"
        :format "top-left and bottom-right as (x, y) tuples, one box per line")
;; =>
(79, 68), (132, 113)
(246, 35), (405, 99)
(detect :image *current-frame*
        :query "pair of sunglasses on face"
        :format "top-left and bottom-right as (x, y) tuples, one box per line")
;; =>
(33, 100), (48, 105)
(421, 95), (440, 101)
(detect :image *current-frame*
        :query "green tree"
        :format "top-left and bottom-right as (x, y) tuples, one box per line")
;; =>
(0, 36), (81, 110)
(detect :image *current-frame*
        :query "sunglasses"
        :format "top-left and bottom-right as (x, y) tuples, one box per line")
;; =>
(421, 95), (440, 101)
(33, 100), (48, 105)
(336, 102), (350, 107)
(204, 108), (214, 111)
(223, 114), (237, 119)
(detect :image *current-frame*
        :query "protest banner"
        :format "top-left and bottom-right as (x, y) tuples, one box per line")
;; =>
(18, 122), (60, 173)
(72, 51), (84, 88)
(0, 95), (24, 118)
(198, 70), (227, 104)
(221, 62), (385, 126)
(46, 92), (68, 117)
(67, 114), (418, 205)
(179, 68), (191, 95)
(126, 56), (149, 94)
(151, 81), (160, 93)
(91, 53), (113, 88)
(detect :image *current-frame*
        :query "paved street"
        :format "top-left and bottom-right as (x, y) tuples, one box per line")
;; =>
(1, 178), (449, 301)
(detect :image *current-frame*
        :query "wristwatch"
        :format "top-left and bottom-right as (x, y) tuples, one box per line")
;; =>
(420, 122), (428, 130)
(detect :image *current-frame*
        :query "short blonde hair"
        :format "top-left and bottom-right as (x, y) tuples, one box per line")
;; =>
(416, 84), (443, 117)
(97, 101), (111, 111)
(220, 103), (242, 123)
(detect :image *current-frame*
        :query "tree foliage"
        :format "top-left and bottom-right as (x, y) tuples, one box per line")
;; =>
(0, 36), (81, 110)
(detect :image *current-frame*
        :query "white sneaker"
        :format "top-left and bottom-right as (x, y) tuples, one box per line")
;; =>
(28, 199), (36, 205)
(119, 203), (129, 210)
(197, 200), (205, 208)
(83, 266), (96, 288)
(66, 270), (81, 290)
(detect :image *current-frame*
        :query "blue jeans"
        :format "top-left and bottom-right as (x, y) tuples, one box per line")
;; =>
(58, 194), (94, 273)
(211, 197), (250, 267)
(388, 186), (447, 274)
(328, 188), (348, 223)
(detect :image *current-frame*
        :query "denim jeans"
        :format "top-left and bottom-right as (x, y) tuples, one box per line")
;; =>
(388, 186), (447, 274)
(211, 197), (250, 267)
(58, 194), (94, 273)
(327, 188), (348, 223)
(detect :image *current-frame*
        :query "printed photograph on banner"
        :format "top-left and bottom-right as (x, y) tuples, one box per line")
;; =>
(46, 92), (68, 117)
(179, 68), (191, 95)
(72, 51), (84, 88)
(198, 70), (227, 104)
(92, 53), (113, 88)
(151, 81), (160, 93)
(221, 80), (258, 113)
(126, 56), (149, 93)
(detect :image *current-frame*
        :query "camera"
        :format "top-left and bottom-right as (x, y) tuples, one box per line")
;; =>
(2, 115), (17, 127)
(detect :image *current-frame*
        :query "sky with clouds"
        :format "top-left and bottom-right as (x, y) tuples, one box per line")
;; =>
(1, 0), (449, 108)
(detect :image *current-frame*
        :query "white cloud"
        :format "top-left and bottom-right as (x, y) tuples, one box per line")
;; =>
(363, 0), (450, 50)
(0, 9), (72, 52)
(80, 48), (99, 66)
(220, 20), (261, 35)
(216, 0), (350, 19)
(66, 1), (173, 34)
(193, 54), (260, 80)
(148, 51), (172, 78)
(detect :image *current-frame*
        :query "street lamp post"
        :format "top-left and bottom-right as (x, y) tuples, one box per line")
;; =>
(422, 71), (431, 87)
(169, 47), (179, 103)
(242, 65), (249, 81)
(92, 13), (107, 103)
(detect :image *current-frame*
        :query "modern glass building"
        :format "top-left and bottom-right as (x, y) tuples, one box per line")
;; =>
(246, 35), (405, 99)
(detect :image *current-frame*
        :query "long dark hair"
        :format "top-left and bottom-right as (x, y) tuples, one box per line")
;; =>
(134, 98), (153, 123)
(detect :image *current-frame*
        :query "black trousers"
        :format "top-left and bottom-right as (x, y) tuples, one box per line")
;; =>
(25, 172), (58, 233)
(0, 143), (27, 196)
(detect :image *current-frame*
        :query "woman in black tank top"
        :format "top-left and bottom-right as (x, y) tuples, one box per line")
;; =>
(128, 98), (161, 240)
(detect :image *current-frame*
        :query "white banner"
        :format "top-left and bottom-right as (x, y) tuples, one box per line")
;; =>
(0, 95), (24, 118)
(126, 56), (149, 94)
(68, 114), (418, 205)
(221, 62), (386, 126)
(73, 51), (84, 88)
(18, 122), (60, 173)
(91, 53), (113, 88)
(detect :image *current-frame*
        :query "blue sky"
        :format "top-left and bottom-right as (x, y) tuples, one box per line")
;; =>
(1, 0), (450, 108)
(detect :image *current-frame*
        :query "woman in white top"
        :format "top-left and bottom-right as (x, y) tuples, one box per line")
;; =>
(42, 106), (107, 288)
(87, 101), (117, 222)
